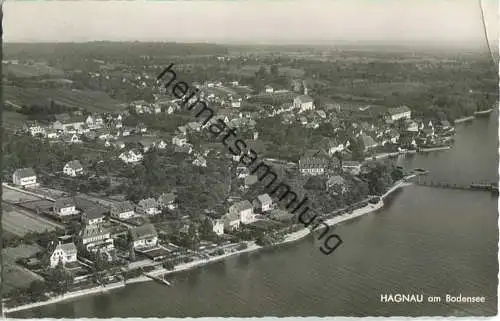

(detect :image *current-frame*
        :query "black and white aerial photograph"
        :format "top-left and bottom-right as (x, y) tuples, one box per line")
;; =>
(1, 0), (499, 318)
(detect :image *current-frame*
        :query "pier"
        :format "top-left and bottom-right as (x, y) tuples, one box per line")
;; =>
(143, 273), (172, 286)
(412, 176), (498, 193)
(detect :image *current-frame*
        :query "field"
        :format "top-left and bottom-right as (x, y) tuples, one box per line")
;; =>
(3, 111), (29, 130)
(4, 85), (126, 112)
(3, 244), (44, 293)
(3, 62), (65, 78)
(2, 187), (43, 204)
(2, 202), (61, 236)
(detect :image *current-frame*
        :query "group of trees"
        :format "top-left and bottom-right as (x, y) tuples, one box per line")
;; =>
(18, 102), (78, 122)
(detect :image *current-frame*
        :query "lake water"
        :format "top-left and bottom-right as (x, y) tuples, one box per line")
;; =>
(13, 113), (498, 317)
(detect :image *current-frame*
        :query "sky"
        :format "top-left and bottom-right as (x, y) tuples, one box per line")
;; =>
(3, 0), (499, 47)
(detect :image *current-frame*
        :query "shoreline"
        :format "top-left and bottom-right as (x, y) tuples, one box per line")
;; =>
(5, 180), (411, 315)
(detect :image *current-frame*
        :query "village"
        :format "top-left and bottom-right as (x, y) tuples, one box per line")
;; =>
(2, 55), (462, 309)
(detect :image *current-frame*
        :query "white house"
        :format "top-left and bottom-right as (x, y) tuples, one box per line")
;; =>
(192, 156), (207, 167)
(229, 200), (255, 224)
(137, 198), (159, 216)
(53, 198), (79, 217)
(386, 106), (411, 123)
(223, 212), (240, 232)
(265, 85), (274, 93)
(81, 208), (106, 226)
(212, 219), (225, 236)
(157, 140), (167, 149)
(12, 168), (37, 187)
(405, 120), (419, 132)
(49, 241), (78, 268)
(119, 150), (143, 164)
(328, 140), (345, 155)
(172, 135), (187, 147)
(342, 161), (362, 175)
(110, 201), (135, 220)
(130, 223), (158, 250)
(63, 160), (84, 177)
(253, 194), (273, 213)
(27, 123), (46, 137)
(157, 192), (177, 210)
(79, 224), (114, 252)
(293, 95), (314, 112)
(299, 152), (328, 176)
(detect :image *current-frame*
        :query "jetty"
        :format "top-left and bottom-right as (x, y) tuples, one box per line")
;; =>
(412, 176), (498, 193)
(143, 273), (171, 286)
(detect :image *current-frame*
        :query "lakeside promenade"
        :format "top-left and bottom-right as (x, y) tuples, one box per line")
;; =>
(4, 179), (411, 314)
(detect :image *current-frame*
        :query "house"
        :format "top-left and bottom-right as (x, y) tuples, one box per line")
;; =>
(52, 115), (86, 132)
(68, 134), (82, 144)
(231, 99), (241, 108)
(46, 129), (59, 139)
(112, 140), (126, 149)
(53, 197), (79, 217)
(421, 127), (435, 138)
(153, 105), (162, 114)
(316, 110), (327, 119)
(137, 198), (159, 216)
(172, 135), (187, 147)
(157, 139), (167, 149)
(12, 168), (37, 187)
(130, 223), (158, 250)
(136, 123), (147, 133)
(253, 194), (273, 213)
(121, 128), (132, 137)
(236, 164), (249, 178)
(386, 106), (411, 123)
(192, 156), (207, 167)
(293, 95), (314, 112)
(139, 138), (156, 152)
(82, 208), (106, 225)
(49, 241), (78, 268)
(79, 224), (114, 252)
(85, 115), (104, 129)
(360, 134), (378, 151)
(157, 192), (177, 210)
(223, 211), (240, 232)
(327, 140), (345, 155)
(342, 161), (362, 175)
(265, 85), (274, 93)
(63, 160), (84, 177)
(187, 122), (202, 132)
(110, 201), (135, 220)
(405, 120), (419, 132)
(299, 151), (329, 176)
(212, 219), (225, 235)
(229, 200), (254, 224)
(119, 150), (143, 164)
(26, 122), (46, 137)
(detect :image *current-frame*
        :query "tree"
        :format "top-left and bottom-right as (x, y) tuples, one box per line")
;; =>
(270, 65), (279, 78)
(28, 280), (47, 302)
(349, 137), (365, 161)
(198, 217), (216, 240)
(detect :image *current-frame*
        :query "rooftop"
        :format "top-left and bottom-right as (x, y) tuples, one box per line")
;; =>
(388, 105), (411, 115)
(14, 167), (36, 178)
(130, 223), (158, 241)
